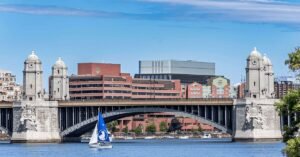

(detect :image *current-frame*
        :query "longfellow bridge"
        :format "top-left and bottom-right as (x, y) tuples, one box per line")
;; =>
(0, 98), (234, 139)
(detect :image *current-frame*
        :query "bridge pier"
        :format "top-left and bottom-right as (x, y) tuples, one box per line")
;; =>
(233, 99), (282, 142)
(11, 101), (61, 143)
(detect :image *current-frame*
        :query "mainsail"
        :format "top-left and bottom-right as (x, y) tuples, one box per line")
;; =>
(97, 112), (110, 143)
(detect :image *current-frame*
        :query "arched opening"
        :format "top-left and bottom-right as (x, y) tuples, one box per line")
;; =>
(61, 107), (231, 138)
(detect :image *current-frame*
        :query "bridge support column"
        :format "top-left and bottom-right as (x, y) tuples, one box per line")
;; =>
(0, 109), (2, 128)
(72, 107), (75, 126)
(85, 107), (88, 120)
(233, 99), (282, 142)
(211, 106), (215, 122)
(11, 101), (61, 143)
(204, 106), (207, 119)
(224, 106), (228, 128)
(287, 110), (291, 127)
(218, 106), (221, 125)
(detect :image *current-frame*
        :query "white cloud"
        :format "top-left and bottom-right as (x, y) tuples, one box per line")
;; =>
(0, 5), (131, 18)
(141, 0), (300, 24)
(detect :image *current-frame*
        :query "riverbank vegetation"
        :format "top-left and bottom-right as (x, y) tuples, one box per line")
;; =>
(276, 47), (300, 157)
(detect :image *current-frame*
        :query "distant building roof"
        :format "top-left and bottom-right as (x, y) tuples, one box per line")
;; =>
(275, 76), (300, 84)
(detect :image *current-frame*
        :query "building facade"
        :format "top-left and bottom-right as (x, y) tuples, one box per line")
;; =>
(139, 60), (215, 75)
(236, 82), (246, 99)
(274, 76), (300, 99)
(115, 113), (214, 134)
(208, 77), (230, 98)
(0, 70), (21, 102)
(69, 63), (181, 100)
(186, 82), (203, 98)
(185, 77), (230, 99)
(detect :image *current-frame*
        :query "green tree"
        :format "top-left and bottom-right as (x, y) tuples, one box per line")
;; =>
(285, 47), (300, 73)
(276, 47), (300, 157)
(107, 121), (118, 133)
(122, 126), (129, 134)
(159, 122), (168, 133)
(285, 137), (300, 157)
(133, 125), (143, 135)
(168, 118), (182, 132)
(198, 125), (203, 133)
(146, 123), (156, 134)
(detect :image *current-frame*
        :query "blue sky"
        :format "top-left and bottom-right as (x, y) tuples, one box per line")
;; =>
(0, 0), (300, 85)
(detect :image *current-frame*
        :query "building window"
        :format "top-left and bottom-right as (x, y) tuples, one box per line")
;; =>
(58, 70), (60, 74)
(254, 82), (256, 86)
(30, 84), (33, 89)
(29, 97), (33, 101)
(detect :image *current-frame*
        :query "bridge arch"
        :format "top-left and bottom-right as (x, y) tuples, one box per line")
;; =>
(60, 107), (232, 137)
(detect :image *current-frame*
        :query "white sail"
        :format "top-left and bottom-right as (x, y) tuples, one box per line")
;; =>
(89, 124), (98, 145)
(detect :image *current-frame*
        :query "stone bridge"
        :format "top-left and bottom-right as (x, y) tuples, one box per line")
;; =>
(0, 98), (285, 142)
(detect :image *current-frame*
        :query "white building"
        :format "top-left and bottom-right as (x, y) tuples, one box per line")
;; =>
(202, 85), (212, 98)
(0, 70), (21, 102)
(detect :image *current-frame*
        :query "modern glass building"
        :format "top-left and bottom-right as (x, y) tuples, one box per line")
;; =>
(135, 60), (216, 84)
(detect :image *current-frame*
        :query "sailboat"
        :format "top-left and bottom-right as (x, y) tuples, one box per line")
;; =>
(89, 112), (113, 149)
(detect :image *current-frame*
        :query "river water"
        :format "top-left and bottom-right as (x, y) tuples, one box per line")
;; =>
(0, 139), (285, 157)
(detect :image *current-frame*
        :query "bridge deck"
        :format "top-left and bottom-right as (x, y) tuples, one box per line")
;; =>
(58, 98), (234, 107)
(0, 102), (13, 108)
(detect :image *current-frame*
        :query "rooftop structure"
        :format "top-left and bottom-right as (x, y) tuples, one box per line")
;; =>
(78, 63), (121, 76)
(139, 60), (215, 75)
(136, 60), (217, 85)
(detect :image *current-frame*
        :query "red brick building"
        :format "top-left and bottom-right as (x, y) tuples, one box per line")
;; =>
(237, 82), (246, 99)
(116, 113), (214, 133)
(208, 77), (230, 98)
(78, 63), (121, 76)
(69, 63), (181, 100)
(185, 77), (230, 99)
(186, 82), (203, 98)
(71, 63), (224, 133)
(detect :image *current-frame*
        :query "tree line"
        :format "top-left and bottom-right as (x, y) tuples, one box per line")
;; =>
(106, 117), (203, 135)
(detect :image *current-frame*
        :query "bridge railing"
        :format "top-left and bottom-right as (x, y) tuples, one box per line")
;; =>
(59, 98), (234, 103)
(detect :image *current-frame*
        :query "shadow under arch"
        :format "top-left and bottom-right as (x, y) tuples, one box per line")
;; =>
(61, 107), (232, 137)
